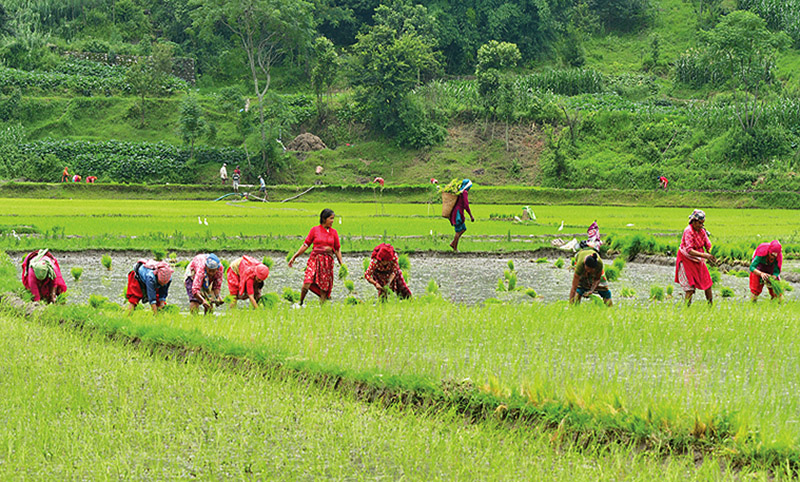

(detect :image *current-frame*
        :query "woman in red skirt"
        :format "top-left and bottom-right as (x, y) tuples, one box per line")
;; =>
(288, 208), (343, 305)
(675, 209), (716, 306)
(365, 243), (412, 300)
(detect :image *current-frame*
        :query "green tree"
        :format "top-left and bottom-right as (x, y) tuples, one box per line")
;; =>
(350, 1), (441, 144)
(191, 0), (314, 178)
(475, 40), (520, 146)
(311, 36), (338, 117)
(179, 94), (206, 158)
(125, 59), (152, 127)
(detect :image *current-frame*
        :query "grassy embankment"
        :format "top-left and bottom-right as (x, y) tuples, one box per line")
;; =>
(0, 309), (760, 480)
(3, 181), (800, 209)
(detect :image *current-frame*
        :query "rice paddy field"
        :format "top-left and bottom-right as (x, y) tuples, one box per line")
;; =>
(4, 197), (800, 478)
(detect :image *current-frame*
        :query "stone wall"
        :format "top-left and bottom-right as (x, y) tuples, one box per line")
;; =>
(63, 51), (196, 84)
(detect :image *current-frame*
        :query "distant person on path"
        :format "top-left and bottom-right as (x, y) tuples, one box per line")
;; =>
(185, 253), (224, 314)
(749, 240), (783, 302)
(220, 163), (228, 185)
(227, 255), (270, 309)
(126, 259), (174, 314)
(21, 249), (67, 303)
(449, 179), (474, 252)
(61, 167), (69, 183)
(675, 209), (715, 306)
(365, 243), (412, 300)
(288, 208), (343, 306)
(659, 176), (669, 190)
(258, 175), (267, 201)
(232, 166), (241, 193)
(569, 248), (612, 306)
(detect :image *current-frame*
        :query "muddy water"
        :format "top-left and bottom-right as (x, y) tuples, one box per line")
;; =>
(14, 251), (798, 311)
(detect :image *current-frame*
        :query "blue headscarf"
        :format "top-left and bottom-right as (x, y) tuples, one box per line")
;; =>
(205, 253), (221, 270)
(460, 179), (472, 192)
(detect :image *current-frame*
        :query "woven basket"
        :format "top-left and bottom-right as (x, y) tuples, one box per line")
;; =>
(441, 192), (458, 218)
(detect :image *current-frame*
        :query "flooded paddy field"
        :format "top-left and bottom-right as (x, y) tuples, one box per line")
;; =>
(13, 250), (797, 310)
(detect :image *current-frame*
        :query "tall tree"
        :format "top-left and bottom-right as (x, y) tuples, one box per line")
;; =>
(179, 94), (206, 159)
(311, 36), (338, 117)
(191, 0), (314, 178)
(475, 40), (520, 148)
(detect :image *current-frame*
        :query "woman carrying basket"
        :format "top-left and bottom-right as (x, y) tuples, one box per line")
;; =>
(447, 179), (474, 252)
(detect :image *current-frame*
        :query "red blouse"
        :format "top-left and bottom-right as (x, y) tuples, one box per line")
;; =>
(305, 225), (340, 254)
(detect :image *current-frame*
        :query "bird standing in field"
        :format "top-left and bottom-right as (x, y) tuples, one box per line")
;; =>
(198, 216), (202, 225)
(558, 220), (564, 231)
(204, 218), (209, 226)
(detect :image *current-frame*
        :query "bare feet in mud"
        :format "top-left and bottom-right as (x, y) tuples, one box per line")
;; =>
(449, 241), (458, 252)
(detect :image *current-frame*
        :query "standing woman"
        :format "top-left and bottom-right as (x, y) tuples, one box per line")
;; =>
(185, 253), (224, 314)
(365, 243), (412, 300)
(749, 240), (783, 302)
(675, 209), (716, 306)
(288, 208), (343, 306)
(449, 179), (474, 252)
(21, 249), (67, 303)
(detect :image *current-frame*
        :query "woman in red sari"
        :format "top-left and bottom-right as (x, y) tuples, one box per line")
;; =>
(675, 209), (716, 306)
(365, 243), (412, 300)
(288, 208), (343, 305)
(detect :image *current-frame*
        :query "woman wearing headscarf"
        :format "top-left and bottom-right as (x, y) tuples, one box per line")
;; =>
(185, 253), (224, 314)
(449, 179), (474, 252)
(21, 249), (67, 303)
(675, 209), (716, 306)
(288, 208), (343, 306)
(227, 255), (270, 309)
(365, 243), (412, 300)
(749, 240), (783, 302)
(126, 259), (174, 314)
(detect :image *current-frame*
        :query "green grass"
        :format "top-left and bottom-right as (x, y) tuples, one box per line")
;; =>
(3, 310), (777, 480)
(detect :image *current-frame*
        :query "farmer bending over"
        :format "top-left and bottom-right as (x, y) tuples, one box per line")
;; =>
(569, 249), (612, 306)
(749, 240), (783, 302)
(227, 255), (270, 309)
(126, 259), (174, 314)
(185, 253), (224, 314)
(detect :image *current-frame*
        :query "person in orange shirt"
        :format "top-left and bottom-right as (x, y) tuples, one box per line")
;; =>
(61, 167), (69, 182)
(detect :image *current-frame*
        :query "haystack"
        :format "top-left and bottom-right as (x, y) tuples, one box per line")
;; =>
(287, 133), (327, 152)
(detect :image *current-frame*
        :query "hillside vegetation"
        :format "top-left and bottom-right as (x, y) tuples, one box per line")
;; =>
(0, 0), (799, 194)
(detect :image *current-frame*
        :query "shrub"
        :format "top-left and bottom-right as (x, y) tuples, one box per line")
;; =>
(71, 267), (83, 281)
(101, 254), (112, 270)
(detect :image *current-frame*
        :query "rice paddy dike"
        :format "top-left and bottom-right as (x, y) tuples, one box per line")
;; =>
(5, 197), (800, 477)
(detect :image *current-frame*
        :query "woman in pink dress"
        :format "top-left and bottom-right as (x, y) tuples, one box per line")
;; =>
(675, 209), (716, 306)
(21, 249), (67, 303)
(288, 208), (343, 305)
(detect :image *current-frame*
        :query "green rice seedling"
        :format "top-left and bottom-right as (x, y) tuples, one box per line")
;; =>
(612, 257), (626, 270)
(88, 294), (117, 310)
(507, 259), (515, 271)
(262, 257), (274, 269)
(426, 279), (439, 295)
(338, 263), (349, 279)
(151, 249), (165, 261)
(554, 258), (565, 268)
(620, 286), (636, 298)
(344, 279), (355, 293)
(536, 257), (548, 264)
(101, 254), (112, 270)
(285, 252), (293, 263)
(282, 287), (300, 304)
(362, 258), (370, 272)
(496, 278), (506, 292)
(70, 267), (83, 281)
(174, 260), (189, 269)
(507, 272), (517, 291)
(649, 285), (665, 301)
(770, 279), (793, 296)
(604, 266), (619, 282)
(168, 252), (177, 262)
(483, 298), (503, 305)
(666, 285), (674, 297)
(161, 304), (180, 314)
(55, 292), (67, 304)
(720, 286), (735, 298)
(438, 178), (461, 194)
(398, 254), (410, 270)
(503, 269), (511, 281)
(258, 292), (281, 308)
(709, 267), (721, 283)
(525, 288), (538, 298)
(345, 296), (361, 305)
(221, 258), (230, 270)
